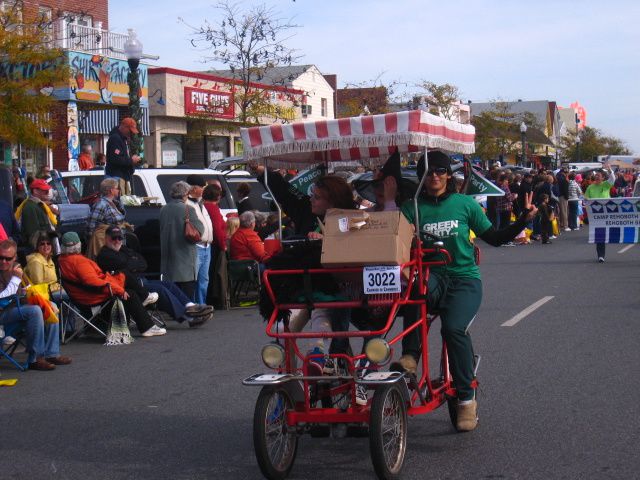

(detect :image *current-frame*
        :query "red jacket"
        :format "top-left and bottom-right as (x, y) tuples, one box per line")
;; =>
(78, 152), (94, 170)
(203, 201), (227, 250)
(230, 227), (271, 263)
(59, 253), (125, 305)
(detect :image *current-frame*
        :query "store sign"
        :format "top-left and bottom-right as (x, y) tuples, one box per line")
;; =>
(184, 87), (234, 119)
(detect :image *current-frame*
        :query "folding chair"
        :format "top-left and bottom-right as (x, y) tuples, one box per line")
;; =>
(227, 259), (261, 308)
(59, 279), (115, 344)
(0, 296), (30, 371)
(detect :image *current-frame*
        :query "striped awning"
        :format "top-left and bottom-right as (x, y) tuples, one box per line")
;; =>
(240, 110), (475, 167)
(79, 108), (150, 136)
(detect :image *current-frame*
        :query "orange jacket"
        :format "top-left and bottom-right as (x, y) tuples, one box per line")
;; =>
(58, 253), (125, 305)
(230, 227), (271, 263)
(78, 152), (94, 170)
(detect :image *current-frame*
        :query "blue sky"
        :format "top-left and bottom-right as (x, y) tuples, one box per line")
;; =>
(110, 0), (639, 152)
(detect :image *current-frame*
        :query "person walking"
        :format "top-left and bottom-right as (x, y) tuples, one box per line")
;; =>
(556, 168), (570, 231)
(106, 117), (141, 194)
(584, 167), (615, 262)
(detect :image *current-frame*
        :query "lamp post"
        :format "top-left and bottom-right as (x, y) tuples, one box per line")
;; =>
(575, 133), (581, 163)
(519, 122), (527, 167)
(124, 29), (143, 159)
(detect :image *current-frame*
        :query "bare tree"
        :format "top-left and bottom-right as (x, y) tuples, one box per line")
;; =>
(183, 1), (301, 125)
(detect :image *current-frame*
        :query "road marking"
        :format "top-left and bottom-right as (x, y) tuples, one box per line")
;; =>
(618, 244), (635, 254)
(501, 296), (555, 327)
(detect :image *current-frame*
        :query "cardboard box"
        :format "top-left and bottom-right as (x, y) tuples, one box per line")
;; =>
(320, 209), (414, 267)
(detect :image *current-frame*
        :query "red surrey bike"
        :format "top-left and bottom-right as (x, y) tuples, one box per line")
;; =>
(239, 109), (478, 479)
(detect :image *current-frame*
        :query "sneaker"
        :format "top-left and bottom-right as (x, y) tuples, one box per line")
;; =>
(322, 356), (336, 375)
(456, 399), (478, 432)
(564, 228), (571, 232)
(142, 292), (159, 307)
(2, 335), (16, 346)
(141, 325), (167, 337)
(550, 235), (557, 239)
(355, 384), (368, 406)
(307, 346), (325, 370)
(598, 257), (605, 263)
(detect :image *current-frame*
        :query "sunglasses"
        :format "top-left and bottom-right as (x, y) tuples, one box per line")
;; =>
(0, 255), (15, 262)
(109, 236), (124, 241)
(39, 241), (52, 246)
(426, 167), (449, 177)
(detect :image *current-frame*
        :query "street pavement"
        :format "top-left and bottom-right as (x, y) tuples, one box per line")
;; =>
(1, 227), (639, 480)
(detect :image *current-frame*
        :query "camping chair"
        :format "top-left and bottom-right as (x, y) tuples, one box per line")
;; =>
(0, 296), (30, 371)
(59, 278), (115, 344)
(227, 259), (261, 308)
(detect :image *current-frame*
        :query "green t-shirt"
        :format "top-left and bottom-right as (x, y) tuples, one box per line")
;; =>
(584, 181), (612, 199)
(401, 194), (492, 279)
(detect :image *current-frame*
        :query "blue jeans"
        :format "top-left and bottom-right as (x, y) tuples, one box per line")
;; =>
(0, 304), (60, 363)
(143, 279), (191, 321)
(195, 245), (211, 304)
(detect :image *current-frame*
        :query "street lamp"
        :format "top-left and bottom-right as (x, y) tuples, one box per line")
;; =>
(575, 133), (581, 163)
(124, 28), (143, 159)
(519, 122), (527, 167)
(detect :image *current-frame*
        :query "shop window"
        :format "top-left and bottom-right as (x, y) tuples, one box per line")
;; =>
(205, 136), (229, 168)
(161, 134), (184, 167)
(233, 137), (243, 156)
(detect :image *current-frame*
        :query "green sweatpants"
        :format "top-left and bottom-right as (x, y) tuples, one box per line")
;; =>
(402, 272), (482, 401)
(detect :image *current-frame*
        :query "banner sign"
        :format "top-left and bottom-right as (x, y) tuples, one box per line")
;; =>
(462, 160), (505, 197)
(289, 167), (323, 195)
(584, 198), (640, 243)
(184, 87), (234, 119)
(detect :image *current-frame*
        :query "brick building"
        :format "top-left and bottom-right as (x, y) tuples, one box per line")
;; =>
(1, 0), (150, 174)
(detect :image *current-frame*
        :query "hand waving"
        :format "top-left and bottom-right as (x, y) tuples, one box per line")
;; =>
(523, 191), (538, 220)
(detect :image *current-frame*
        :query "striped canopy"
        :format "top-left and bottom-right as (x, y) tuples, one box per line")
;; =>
(240, 110), (475, 167)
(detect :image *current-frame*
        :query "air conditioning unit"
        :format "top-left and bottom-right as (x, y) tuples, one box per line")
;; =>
(301, 104), (312, 116)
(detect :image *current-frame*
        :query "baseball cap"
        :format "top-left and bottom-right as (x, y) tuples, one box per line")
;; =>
(30, 178), (52, 191)
(186, 174), (206, 187)
(121, 117), (139, 134)
(105, 225), (123, 238)
(61, 231), (81, 246)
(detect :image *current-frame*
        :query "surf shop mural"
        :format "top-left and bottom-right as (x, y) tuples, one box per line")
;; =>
(65, 52), (148, 106)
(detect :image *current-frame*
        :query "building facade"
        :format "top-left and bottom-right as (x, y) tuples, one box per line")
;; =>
(1, 0), (150, 174)
(146, 65), (335, 168)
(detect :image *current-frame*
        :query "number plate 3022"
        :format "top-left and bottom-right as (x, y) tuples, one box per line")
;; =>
(362, 266), (401, 295)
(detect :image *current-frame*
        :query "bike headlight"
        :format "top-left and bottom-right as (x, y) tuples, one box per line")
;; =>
(261, 343), (285, 369)
(364, 338), (390, 364)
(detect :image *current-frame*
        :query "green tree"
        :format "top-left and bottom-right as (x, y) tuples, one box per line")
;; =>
(184, 1), (301, 125)
(557, 126), (631, 162)
(414, 81), (461, 120)
(0, 1), (70, 148)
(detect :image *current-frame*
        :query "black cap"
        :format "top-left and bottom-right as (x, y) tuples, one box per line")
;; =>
(417, 151), (452, 178)
(186, 174), (206, 187)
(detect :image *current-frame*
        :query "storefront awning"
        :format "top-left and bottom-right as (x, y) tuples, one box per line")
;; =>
(79, 108), (150, 136)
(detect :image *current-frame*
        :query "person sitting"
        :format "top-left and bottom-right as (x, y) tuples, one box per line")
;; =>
(0, 239), (71, 370)
(57, 232), (166, 337)
(96, 226), (212, 327)
(230, 211), (273, 264)
(86, 178), (128, 259)
(24, 231), (64, 300)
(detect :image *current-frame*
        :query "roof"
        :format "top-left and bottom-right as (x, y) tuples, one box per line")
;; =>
(202, 64), (315, 86)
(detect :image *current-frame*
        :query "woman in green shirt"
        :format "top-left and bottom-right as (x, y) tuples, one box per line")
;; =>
(584, 168), (615, 262)
(397, 151), (538, 432)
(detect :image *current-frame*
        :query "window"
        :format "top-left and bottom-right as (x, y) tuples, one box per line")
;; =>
(1, 1), (22, 32)
(160, 134), (184, 167)
(62, 11), (93, 51)
(321, 98), (328, 117)
(225, 178), (272, 212)
(37, 6), (53, 45)
(155, 174), (232, 209)
(62, 174), (146, 203)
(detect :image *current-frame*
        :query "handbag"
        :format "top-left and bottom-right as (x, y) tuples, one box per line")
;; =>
(184, 204), (201, 244)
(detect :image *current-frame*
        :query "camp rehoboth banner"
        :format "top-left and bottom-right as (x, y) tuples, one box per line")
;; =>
(462, 160), (505, 197)
(584, 198), (640, 243)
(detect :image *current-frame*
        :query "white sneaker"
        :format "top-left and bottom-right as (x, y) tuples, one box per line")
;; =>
(564, 228), (571, 232)
(142, 292), (159, 307)
(142, 325), (166, 337)
(355, 384), (368, 406)
(2, 335), (16, 346)
(598, 257), (605, 263)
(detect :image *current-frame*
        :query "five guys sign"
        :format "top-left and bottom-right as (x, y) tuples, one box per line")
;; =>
(184, 87), (235, 119)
